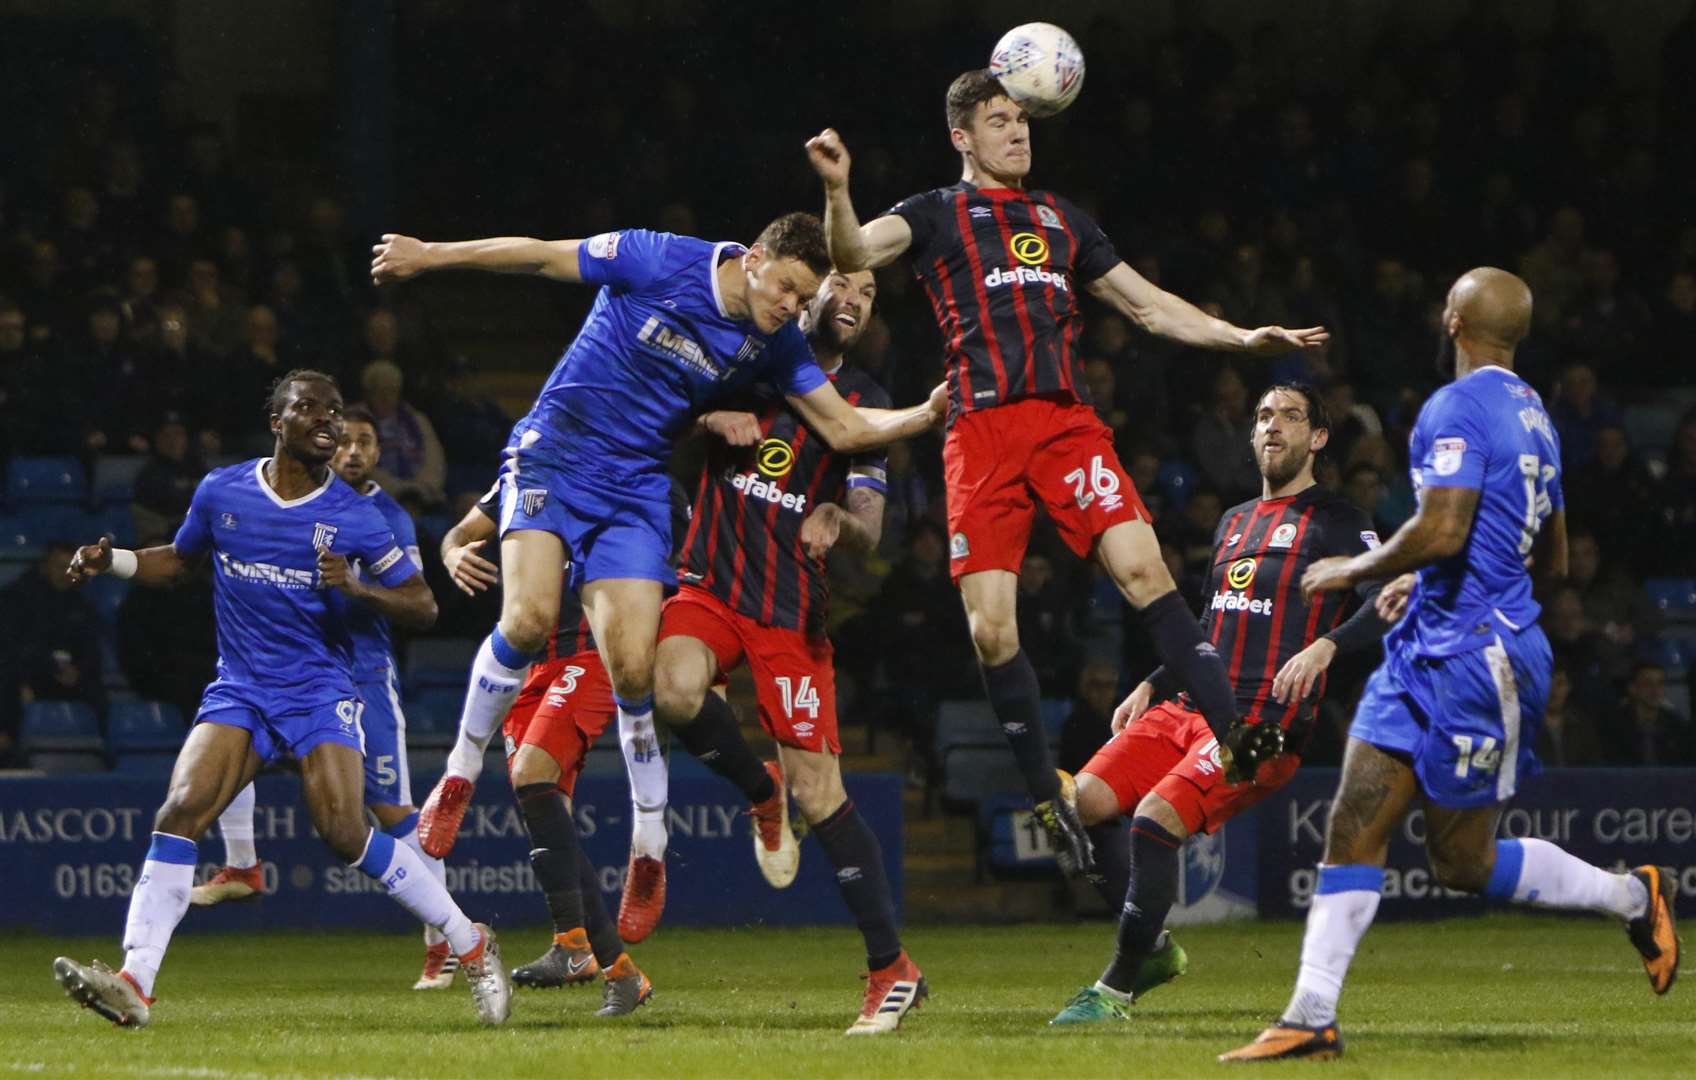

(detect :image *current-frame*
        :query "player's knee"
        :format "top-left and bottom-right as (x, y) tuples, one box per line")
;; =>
(967, 611), (1019, 666)
(509, 747), (562, 790)
(652, 664), (707, 726)
(499, 602), (553, 655)
(604, 640), (657, 703)
(1117, 558), (1173, 609)
(1075, 772), (1121, 826)
(789, 765), (846, 824)
(155, 781), (221, 837)
(1133, 791), (1190, 840)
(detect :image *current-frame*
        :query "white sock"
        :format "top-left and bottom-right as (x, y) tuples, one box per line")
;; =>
(121, 832), (199, 997)
(218, 782), (258, 869)
(1092, 979), (1134, 1006)
(616, 693), (669, 858)
(1485, 838), (1649, 919)
(397, 820), (449, 946)
(446, 630), (533, 781)
(354, 828), (477, 955)
(1282, 864), (1383, 1027)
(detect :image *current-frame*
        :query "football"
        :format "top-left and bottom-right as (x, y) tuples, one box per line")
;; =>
(989, 22), (1085, 118)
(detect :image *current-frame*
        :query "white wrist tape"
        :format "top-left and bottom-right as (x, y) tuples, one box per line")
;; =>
(110, 548), (139, 579)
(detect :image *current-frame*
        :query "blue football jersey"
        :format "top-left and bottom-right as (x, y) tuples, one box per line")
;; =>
(1389, 365), (1563, 657)
(172, 459), (421, 692)
(524, 229), (828, 467)
(342, 481), (421, 679)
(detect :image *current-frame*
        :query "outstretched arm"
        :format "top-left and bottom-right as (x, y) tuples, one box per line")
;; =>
(372, 234), (583, 284)
(1087, 261), (1329, 355)
(786, 381), (945, 454)
(804, 129), (913, 271)
(67, 537), (194, 587)
(1301, 486), (1480, 602)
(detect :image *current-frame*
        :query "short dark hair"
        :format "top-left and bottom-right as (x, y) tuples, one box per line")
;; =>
(267, 368), (340, 417)
(1257, 381), (1331, 433)
(342, 403), (378, 433)
(946, 69), (1009, 131)
(754, 212), (830, 278)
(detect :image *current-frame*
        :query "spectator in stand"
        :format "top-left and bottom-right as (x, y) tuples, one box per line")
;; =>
(1083, 358), (1129, 441)
(122, 255), (161, 328)
(1600, 662), (1694, 766)
(18, 240), (70, 343)
(429, 355), (511, 473)
(875, 438), (929, 561)
(179, 256), (245, 355)
(67, 293), (148, 455)
(1650, 406), (1696, 575)
(1549, 361), (1622, 472)
(0, 299), (48, 460)
(131, 414), (203, 541)
(1546, 585), (1623, 719)
(155, 192), (207, 288)
(1167, 487), (1223, 585)
(1520, 205), (1589, 333)
(358, 358), (445, 508)
(56, 186), (116, 293)
(1536, 667), (1602, 766)
(1058, 660), (1122, 777)
(1654, 270), (1696, 366)
(98, 141), (149, 250)
(1561, 250), (1653, 381)
(1566, 424), (1657, 567)
(1346, 257), (1427, 409)
(1344, 433), (1416, 530)
(1015, 551), (1083, 697)
(116, 552), (216, 725)
(224, 305), (291, 452)
(1342, 462), (1393, 537)
(1191, 365), (1259, 502)
(0, 542), (108, 758)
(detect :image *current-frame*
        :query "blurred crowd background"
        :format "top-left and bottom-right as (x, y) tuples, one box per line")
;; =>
(3, 0), (1694, 778)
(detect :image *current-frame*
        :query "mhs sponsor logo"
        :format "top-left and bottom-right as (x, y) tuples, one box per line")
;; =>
(729, 470), (808, 514)
(1210, 590), (1274, 616)
(983, 264), (1071, 292)
(637, 317), (725, 381)
(217, 552), (314, 589)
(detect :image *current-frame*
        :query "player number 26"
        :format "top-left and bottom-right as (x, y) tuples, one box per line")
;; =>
(1063, 455), (1121, 511)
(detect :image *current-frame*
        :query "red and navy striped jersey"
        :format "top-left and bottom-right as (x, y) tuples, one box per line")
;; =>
(473, 483), (595, 660)
(1193, 486), (1379, 732)
(885, 183), (1120, 421)
(677, 364), (890, 638)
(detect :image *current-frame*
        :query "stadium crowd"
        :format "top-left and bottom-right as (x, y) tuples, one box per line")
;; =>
(3, 2), (1694, 774)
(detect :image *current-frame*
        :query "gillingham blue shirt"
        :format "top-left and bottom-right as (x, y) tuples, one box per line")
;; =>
(524, 229), (828, 467)
(172, 459), (421, 691)
(343, 480), (421, 679)
(1388, 365), (1563, 658)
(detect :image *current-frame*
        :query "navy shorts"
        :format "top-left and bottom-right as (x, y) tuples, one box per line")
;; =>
(1350, 625), (1551, 808)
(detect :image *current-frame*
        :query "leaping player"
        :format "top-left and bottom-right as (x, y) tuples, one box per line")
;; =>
(372, 214), (942, 933)
(806, 71), (1327, 876)
(52, 371), (512, 1028)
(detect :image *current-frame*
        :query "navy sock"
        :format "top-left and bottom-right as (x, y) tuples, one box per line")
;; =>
(1139, 591), (1238, 739)
(1101, 815), (1182, 994)
(979, 650), (1059, 803)
(1086, 816), (1132, 909)
(516, 782), (583, 934)
(813, 800), (902, 971)
(672, 692), (776, 804)
(575, 848), (623, 967)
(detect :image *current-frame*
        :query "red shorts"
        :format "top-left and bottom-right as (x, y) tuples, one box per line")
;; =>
(942, 397), (1149, 581)
(502, 650), (615, 797)
(658, 584), (838, 754)
(1080, 700), (1300, 835)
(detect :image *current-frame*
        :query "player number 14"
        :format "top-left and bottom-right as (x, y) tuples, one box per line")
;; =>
(1451, 734), (1501, 778)
(774, 675), (821, 719)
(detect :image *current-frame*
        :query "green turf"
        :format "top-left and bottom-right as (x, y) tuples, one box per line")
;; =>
(2, 915), (1688, 1078)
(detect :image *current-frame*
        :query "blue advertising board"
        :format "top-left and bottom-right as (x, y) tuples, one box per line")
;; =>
(0, 769), (903, 934)
(1256, 768), (1696, 919)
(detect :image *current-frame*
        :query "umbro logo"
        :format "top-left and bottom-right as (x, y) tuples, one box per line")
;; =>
(969, 206), (993, 218)
(836, 866), (862, 882)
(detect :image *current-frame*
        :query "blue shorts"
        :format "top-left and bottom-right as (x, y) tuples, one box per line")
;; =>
(498, 421), (672, 591)
(357, 664), (412, 807)
(1350, 625), (1551, 809)
(196, 678), (365, 763)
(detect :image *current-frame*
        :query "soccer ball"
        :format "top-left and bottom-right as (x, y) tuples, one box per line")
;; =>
(989, 22), (1085, 118)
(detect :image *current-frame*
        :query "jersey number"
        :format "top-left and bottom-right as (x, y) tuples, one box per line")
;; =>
(555, 665), (586, 696)
(1063, 455), (1123, 513)
(1515, 453), (1556, 556)
(774, 675), (821, 719)
(1451, 734), (1501, 778)
(336, 699), (365, 732)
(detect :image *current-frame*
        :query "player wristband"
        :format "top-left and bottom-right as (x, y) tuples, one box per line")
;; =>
(110, 548), (139, 579)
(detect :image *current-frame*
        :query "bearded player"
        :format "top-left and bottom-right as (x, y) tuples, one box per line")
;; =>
(806, 72), (1327, 874)
(372, 214), (943, 891)
(1047, 383), (1387, 1025)
(654, 269), (924, 1034)
(1223, 269), (1679, 1063)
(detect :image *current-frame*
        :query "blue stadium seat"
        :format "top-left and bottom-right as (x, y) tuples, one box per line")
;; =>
(84, 573), (131, 625)
(1623, 403), (1679, 456)
(95, 503), (137, 547)
(981, 795), (1059, 877)
(21, 701), (103, 752)
(446, 462), (492, 500)
(941, 742), (1025, 808)
(92, 455), (148, 505)
(1040, 698), (1071, 736)
(28, 751), (109, 774)
(405, 638), (480, 689)
(1156, 458), (1197, 513)
(1644, 578), (1696, 619)
(406, 687), (463, 748)
(6, 457), (87, 506)
(112, 751), (177, 774)
(933, 699), (1000, 760)
(0, 562), (26, 588)
(107, 701), (186, 753)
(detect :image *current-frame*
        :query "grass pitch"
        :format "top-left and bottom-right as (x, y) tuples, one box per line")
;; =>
(2, 915), (1689, 1079)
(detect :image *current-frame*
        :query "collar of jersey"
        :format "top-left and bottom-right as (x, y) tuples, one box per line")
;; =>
(253, 458), (334, 508)
(357, 479), (382, 498)
(709, 242), (747, 320)
(960, 181), (1029, 201)
(1461, 362), (1515, 381)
